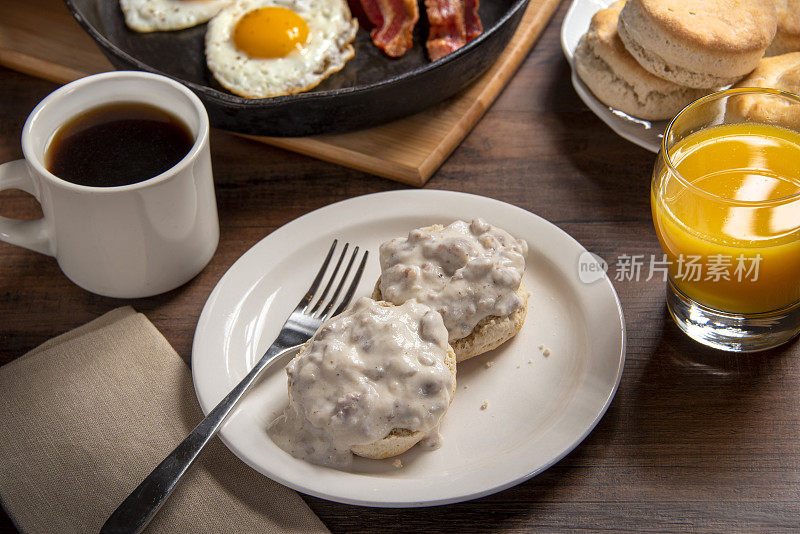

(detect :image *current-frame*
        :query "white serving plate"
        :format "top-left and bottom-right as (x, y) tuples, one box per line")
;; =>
(561, 0), (665, 152)
(192, 190), (625, 507)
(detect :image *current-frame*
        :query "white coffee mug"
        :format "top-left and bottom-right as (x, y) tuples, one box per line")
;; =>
(0, 71), (219, 298)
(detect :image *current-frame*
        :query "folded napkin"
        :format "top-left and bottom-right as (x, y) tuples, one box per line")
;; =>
(0, 307), (329, 534)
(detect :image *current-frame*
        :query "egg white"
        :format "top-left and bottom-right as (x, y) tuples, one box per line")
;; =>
(120, 0), (233, 32)
(205, 0), (357, 98)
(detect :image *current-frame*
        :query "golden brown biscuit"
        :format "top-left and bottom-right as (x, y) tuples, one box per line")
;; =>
(731, 52), (800, 128)
(766, 0), (800, 56)
(574, 0), (708, 120)
(618, 0), (777, 88)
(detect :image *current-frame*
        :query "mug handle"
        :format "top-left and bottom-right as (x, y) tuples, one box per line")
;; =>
(0, 160), (53, 256)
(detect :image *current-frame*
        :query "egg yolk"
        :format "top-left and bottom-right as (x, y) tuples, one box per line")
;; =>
(233, 7), (309, 59)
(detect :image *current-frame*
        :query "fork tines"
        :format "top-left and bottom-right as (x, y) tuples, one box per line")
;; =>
(302, 240), (368, 321)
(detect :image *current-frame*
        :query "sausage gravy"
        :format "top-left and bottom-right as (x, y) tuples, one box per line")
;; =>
(379, 219), (528, 341)
(268, 297), (455, 468)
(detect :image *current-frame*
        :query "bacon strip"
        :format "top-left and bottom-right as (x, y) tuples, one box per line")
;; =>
(463, 0), (482, 41)
(425, 0), (483, 61)
(360, 0), (419, 58)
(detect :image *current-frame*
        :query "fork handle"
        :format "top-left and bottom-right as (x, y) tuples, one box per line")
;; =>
(101, 342), (298, 534)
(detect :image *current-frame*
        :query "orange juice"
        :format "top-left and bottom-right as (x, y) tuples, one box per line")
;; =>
(652, 122), (800, 314)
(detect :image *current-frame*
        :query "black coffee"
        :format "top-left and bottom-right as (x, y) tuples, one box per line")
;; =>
(46, 102), (194, 187)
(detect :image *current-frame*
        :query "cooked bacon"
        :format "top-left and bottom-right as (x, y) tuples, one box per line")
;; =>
(425, 0), (483, 61)
(463, 0), (482, 41)
(359, 0), (419, 58)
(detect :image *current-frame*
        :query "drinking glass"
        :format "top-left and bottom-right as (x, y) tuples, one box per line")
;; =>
(651, 88), (800, 352)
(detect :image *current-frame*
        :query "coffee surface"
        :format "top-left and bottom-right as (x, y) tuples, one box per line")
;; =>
(46, 102), (193, 187)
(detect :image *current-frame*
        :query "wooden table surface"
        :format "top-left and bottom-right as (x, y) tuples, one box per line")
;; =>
(1, 3), (799, 532)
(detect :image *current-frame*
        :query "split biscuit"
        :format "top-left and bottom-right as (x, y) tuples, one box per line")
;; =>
(351, 334), (457, 459)
(373, 280), (528, 363)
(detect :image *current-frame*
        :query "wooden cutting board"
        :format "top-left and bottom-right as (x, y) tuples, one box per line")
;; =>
(0, 0), (562, 185)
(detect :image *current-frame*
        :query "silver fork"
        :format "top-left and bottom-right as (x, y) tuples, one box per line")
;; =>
(101, 240), (368, 534)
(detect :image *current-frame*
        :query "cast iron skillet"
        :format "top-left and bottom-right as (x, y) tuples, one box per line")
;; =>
(63, 0), (529, 136)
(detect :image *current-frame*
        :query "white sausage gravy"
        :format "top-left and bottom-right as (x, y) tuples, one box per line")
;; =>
(379, 219), (528, 341)
(268, 297), (455, 468)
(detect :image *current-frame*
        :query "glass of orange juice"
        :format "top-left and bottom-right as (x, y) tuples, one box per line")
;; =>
(652, 88), (800, 352)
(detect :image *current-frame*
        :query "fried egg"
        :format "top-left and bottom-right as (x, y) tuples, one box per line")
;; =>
(205, 0), (357, 98)
(120, 0), (233, 32)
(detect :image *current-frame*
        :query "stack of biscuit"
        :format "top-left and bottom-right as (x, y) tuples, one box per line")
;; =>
(575, 0), (782, 121)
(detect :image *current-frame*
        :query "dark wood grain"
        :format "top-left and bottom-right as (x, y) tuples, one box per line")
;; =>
(1, 3), (799, 532)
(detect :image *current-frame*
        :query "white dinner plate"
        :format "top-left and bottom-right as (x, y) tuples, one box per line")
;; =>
(191, 190), (626, 507)
(561, 0), (664, 152)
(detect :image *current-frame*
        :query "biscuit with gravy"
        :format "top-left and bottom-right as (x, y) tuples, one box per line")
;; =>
(373, 280), (528, 363)
(375, 220), (529, 363)
(351, 338), (457, 459)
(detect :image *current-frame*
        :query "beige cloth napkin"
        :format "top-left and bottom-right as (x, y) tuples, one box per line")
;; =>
(0, 307), (329, 534)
